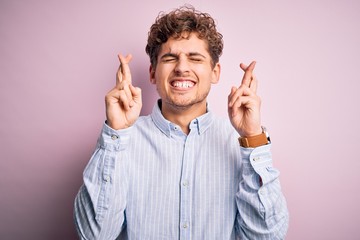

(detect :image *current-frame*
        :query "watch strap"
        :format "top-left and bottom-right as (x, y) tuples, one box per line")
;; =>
(239, 132), (269, 148)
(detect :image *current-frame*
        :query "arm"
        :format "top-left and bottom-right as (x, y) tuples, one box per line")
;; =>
(228, 62), (289, 238)
(236, 143), (289, 239)
(74, 124), (132, 239)
(74, 53), (142, 239)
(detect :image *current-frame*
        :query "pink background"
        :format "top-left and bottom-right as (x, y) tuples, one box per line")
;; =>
(1, 0), (359, 239)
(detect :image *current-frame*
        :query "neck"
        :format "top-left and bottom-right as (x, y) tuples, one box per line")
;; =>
(161, 101), (207, 135)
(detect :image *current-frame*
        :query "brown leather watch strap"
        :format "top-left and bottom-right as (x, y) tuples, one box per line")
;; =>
(239, 132), (269, 148)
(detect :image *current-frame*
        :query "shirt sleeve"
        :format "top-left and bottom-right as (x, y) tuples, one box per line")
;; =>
(236, 144), (289, 239)
(74, 123), (131, 240)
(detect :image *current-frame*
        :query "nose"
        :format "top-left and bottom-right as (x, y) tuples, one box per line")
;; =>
(174, 56), (190, 75)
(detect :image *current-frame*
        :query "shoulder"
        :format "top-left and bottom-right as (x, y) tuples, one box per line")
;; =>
(206, 115), (239, 143)
(212, 115), (236, 133)
(133, 115), (153, 129)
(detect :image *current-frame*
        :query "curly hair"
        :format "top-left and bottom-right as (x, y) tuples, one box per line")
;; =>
(145, 5), (223, 68)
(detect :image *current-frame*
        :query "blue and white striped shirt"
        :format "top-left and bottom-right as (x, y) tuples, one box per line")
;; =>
(74, 101), (289, 239)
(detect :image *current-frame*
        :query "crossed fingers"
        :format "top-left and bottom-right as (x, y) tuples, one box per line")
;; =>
(227, 60), (262, 136)
(116, 54), (135, 109)
(240, 61), (257, 92)
(116, 54), (132, 86)
(228, 61), (259, 110)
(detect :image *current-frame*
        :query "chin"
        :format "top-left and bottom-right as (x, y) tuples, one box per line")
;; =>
(167, 98), (206, 110)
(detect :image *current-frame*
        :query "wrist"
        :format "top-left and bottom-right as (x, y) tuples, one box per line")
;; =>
(240, 127), (263, 138)
(106, 120), (127, 130)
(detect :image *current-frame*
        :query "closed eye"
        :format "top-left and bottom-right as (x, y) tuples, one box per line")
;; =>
(162, 57), (177, 62)
(188, 52), (206, 63)
(160, 53), (178, 63)
(190, 57), (203, 62)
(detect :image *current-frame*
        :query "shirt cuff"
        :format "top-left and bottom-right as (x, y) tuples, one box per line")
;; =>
(97, 122), (133, 151)
(240, 144), (275, 184)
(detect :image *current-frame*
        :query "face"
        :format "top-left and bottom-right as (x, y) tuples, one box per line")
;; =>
(150, 32), (220, 113)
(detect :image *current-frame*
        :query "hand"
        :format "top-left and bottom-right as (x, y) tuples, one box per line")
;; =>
(105, 54), (142, 130)
(228, 61), (262, 137)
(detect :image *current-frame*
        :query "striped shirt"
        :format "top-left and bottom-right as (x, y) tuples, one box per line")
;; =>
(74, 100), (289, 239)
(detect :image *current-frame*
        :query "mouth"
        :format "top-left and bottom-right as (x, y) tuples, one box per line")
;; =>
(170, 79), (196, 90)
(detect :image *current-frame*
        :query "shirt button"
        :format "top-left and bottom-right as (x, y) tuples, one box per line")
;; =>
(252, 157), (260, 162)
(111, 135), (118, 140)
(183, 223), (188, 228)
(103, 175), (110, 182)
(259, 189), (264, 195)
(182, 180), (189, 187)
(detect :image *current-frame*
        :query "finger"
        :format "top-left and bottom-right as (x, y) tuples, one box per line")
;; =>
(121, 82), (135, 107)
(239, 63), (248, 71)
(106, 87), (130, 108)
(230, 95), (258, 117)
(127, 88), (135, 108)
(118, 53), (133, 83)
(120, 82), (142, 108)
(129, 84), (142, 104)
(108, 83), (135, 109)
(228, 95), (247, 118)
(228, 86), (238, 107)
(118, 90), (132, 111)
(249, 74), (258, 93)
(116, 54), (125, 83)
(228, 85), (253, 107)
(116, 59), (123, 87)
(228, 86), (237, 99)
(240, 61), (256, 87)
(232, 95), (256, 109)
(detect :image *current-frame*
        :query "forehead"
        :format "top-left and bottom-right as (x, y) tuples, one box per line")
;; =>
(159, 33), (209, 56)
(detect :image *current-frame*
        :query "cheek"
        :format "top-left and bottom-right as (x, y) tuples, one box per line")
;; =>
(155, 66), (170, 79)
(196, 68), (215, 82)
(154, 75), (168, 92)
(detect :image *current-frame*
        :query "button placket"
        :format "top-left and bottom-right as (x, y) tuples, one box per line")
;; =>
(179, 134), (195, 239)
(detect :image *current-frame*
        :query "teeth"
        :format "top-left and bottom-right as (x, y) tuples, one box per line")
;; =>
(173, 81), (194, 88)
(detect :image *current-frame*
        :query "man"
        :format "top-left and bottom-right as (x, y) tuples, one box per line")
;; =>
(74, 6), (289, 240)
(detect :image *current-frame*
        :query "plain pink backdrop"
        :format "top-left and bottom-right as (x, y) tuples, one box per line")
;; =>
(1, 0), (359, 239)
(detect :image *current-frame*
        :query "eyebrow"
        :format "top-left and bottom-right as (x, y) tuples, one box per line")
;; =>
(188, 52), (206, 58)
(160, 52), (207, 59)
(160, 53), (178, 59)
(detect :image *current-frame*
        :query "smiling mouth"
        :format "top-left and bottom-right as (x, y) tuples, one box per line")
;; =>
(171, 80), (195, 89)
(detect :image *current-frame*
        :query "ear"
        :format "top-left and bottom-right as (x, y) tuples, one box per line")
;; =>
(211, 63), (221, 84)
(149, 65), (156, 84)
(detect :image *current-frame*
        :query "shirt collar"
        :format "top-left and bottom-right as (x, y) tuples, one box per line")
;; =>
(151, 99), (214, 137)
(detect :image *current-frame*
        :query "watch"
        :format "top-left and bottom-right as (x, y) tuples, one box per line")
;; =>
(239, 126), (271, 148)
